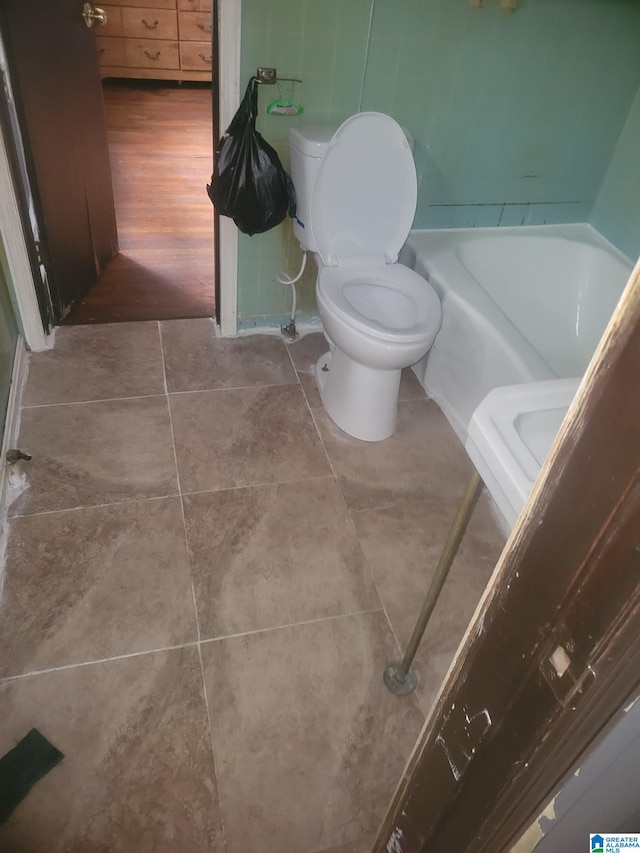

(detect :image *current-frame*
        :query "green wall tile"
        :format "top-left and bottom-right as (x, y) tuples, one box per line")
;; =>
(237, 0), (640, 324)
(591, 87), (640, 261)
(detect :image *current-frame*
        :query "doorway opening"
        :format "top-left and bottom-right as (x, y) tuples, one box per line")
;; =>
(64, 78), (215, 325)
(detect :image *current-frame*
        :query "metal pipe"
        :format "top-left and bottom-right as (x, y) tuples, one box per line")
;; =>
(384, 469), (484, 696)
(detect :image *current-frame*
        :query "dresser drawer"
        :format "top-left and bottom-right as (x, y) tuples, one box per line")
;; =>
(97, 36), (127, 67)
(121, 7), (178, 40)
(124, 39), (180, 69)
(178, 0), (211, 10)
(178, 11), (212, 41)
(179, 41), (212, 71)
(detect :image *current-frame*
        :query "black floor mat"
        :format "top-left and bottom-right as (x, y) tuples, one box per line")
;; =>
(0, 729), (64, 824)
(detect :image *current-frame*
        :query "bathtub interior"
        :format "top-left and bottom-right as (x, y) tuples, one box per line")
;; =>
(401, 224), (633, 440)
(456, 235), (631, 376)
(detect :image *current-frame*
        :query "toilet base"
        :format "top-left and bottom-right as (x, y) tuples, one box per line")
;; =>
(315, 349), (402, 442)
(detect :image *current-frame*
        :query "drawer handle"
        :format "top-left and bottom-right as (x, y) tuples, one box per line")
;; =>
(144, 49), (161, 60)
(197, 22), (212, 33)
(199, 53), (212, 63)
(141, 18), (159, 29)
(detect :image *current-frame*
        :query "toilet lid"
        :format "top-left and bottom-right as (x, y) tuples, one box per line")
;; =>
(310, 113), (417, 267)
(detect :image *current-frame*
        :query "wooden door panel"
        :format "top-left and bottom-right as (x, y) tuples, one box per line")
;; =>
(0, 0), (118, 321)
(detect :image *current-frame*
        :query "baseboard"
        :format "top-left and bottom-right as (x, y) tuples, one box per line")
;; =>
(0, 337), (29, 519)
(235, 314), (322, 337)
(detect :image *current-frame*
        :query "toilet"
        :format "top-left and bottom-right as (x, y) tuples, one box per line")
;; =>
(288, 113), (442, 442)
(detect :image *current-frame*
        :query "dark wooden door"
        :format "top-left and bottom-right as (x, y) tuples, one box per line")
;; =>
(0, 0), (118, 322)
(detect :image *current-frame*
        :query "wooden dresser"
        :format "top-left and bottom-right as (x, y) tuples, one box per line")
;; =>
(97, 0), (212, 82)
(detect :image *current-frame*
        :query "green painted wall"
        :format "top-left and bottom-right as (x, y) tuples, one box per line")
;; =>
(590, 85), (640, 262)
(237, 0), (640, 328)
(0, 239), (19, 435)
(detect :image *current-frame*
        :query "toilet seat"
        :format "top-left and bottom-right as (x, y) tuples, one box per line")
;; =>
(312, 112), (440, 348)
(317, 264), (441, 345)
(310, 113), (417, 267)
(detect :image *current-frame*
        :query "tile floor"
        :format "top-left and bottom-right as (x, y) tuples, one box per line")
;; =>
(0, 321), (505, 852)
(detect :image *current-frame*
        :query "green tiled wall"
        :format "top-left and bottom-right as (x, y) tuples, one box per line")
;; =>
(590, 86), (640, 262)
(237, 0), (640, 327)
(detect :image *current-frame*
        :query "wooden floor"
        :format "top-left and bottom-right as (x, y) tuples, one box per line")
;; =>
(64, 81), (215, 325)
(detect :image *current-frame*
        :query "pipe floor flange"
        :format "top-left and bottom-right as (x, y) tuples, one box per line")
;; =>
(383, 663), (418, 696)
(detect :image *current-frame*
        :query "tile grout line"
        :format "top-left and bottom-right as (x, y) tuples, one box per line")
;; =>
(167, 381), (298, 396)
(180, 473), (336, 498)
(0, 640), (201, 684)
(282, 337), (409, 669)
(342, 499), (405, 662)
(21, 391), (168, 410)
(8, 491), (182, 520)
(198, 607), (386, 647)
(159, 320), (230, 850)
(284, 340), (425, 687)
(21, 382), (308, 412)
(0, 608), (388, 685)
(7, 472), (347, 521)
(282, 338), (341, 485)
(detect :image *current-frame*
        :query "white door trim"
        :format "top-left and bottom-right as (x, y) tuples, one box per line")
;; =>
(0, 337), (29, 518)
(0, 124), (50, 352)
(217, 0), (240, 336)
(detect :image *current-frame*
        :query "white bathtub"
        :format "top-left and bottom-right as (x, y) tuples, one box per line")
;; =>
(399, 223), (633, 439)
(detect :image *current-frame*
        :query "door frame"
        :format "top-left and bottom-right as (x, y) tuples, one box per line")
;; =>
(0, 112), (50, 351)
(217, 0), (239, 336)
(0, 0), (241, 344)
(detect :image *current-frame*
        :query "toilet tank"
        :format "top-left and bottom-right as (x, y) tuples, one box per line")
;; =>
(288, 123), (416, 254)
(288, 126), (335, 252)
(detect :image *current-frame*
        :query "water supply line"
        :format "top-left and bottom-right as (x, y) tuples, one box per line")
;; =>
(278, 249), (307, 340)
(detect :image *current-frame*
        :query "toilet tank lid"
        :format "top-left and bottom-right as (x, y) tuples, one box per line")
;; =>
(288, 126), (336, 157)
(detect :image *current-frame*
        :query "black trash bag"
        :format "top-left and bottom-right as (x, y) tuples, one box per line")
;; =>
(207, 77), (296, 236)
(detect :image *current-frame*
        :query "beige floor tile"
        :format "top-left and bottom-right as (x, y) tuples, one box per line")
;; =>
(0, 648), (224, 852)
(0, 498), (198, 677)
(9, 396), (178, 516)
(201, 612), (424, 853)
(1, 323), (509, 851)
(314, 398), (474, 513)
(287, 332), (327, 408)
(161, 322), (298, 392)
(23, 322), (164, 406)
(286, 332), (327, 374)
(170, 385), (331, 493)
(352, 493), (505, 714)
(299, 371), (323, 408)
(184, 479), (380, 639)
(313, 837), (377, 853)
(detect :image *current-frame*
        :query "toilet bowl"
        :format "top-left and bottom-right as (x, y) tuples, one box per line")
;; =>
(315, 263), (442, 441)
(288, 113), (442, 441)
